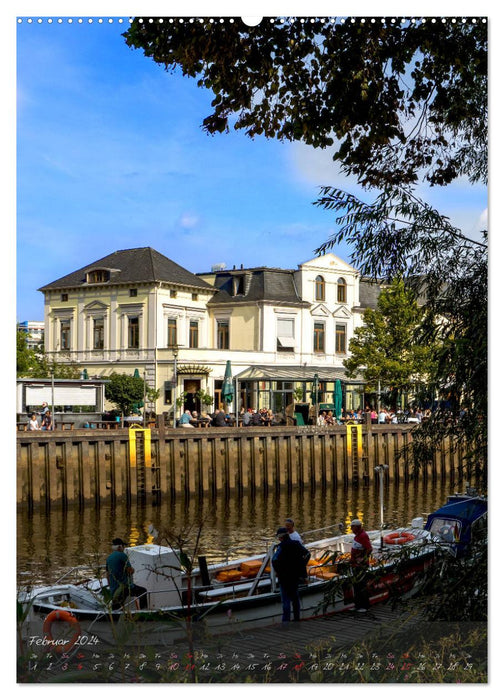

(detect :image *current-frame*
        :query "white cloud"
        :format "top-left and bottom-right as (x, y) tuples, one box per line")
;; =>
(179, 213), (200, 230)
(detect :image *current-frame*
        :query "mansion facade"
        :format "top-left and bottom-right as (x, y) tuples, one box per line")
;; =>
(39, 247), (382, 416)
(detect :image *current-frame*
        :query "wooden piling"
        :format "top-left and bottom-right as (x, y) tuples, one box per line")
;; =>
(16, 425), (473, 509)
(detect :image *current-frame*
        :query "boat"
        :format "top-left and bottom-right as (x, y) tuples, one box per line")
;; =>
(425, 485), (487, 557)
(18, 486), (486, 653)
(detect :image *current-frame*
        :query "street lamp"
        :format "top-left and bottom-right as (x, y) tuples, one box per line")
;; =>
(313, 373), (319, 424)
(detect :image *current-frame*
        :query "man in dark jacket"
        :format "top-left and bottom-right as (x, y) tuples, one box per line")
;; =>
(272, 527), (309, 623)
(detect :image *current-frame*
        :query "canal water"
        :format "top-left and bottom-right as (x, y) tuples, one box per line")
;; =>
(17, 479), (466, 588)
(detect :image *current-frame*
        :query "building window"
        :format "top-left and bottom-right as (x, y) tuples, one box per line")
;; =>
(61, 293), (68, 302)
(164, 382), (173, 405)
(128, 317), (139, 349)
(129, 288), (137, 297)
(93, 317), (104, 350)
(217, 320), (230, 349)
(336, 324), (346, 354)
(233, 275), (245, 296)
(86, 269), (109, 284)
(277, 317), (295, 352)
(167, 318), (177, 348)
(170, 289), (177, 298)
(60, 319), (71, 350)
(315, 275), (325, 301)
(189, 320), (199, 348)
(313, 322), (325, 353)
(192, 293), (198, 301)
(337, 278), (347, 303)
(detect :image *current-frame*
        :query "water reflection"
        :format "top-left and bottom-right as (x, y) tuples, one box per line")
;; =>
(17, 480), (463, 586)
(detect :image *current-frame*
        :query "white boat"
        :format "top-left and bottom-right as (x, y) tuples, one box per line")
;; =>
(19, 486), (486, 653)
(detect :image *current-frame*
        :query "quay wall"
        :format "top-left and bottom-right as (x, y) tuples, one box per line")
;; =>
(16, 425), (466, 508)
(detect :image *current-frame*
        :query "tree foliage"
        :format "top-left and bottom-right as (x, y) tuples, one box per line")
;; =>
(345, 278), (436, 404)
(16, 329), (81, 379)
(123, 18), (487, 189)
(105, 372), (145, 416)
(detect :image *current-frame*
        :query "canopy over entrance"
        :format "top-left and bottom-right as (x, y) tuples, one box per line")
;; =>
(234, 365), (363, 382)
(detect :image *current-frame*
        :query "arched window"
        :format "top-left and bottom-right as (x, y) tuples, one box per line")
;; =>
(337, 277), (347, 303)
(315, 275), (325, 301)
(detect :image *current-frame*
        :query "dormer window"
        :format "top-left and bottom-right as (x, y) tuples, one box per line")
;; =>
(86, 269), (110, 284)
(233, 275), (245, 296)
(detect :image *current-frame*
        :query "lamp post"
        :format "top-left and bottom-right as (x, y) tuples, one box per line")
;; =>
(50, 372), (55, 423)
(170, 346), (180, 428)
(313, 373), (319, 424)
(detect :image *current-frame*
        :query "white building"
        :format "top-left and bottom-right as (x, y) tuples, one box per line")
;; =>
(17, 320), (44, 349)
(39, 247), (381, 416)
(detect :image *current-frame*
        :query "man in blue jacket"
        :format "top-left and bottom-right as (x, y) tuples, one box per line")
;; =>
(106, 538), (148, 610)
(272, 527), (310, 623)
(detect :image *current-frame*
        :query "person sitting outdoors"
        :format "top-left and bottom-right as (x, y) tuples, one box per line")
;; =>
(326, 410), (337, 426)
(250, 410), (263, 426)
(317, 411), (327, 427)
(28, 413), (40, 431)
(179, 410), (194, 427)
(212, 409), (228, 427)
(378, 409), (388, 424)
(242, 408), (252, 426)
(200, 411), (212, 427)
(41, 410), (53, 431)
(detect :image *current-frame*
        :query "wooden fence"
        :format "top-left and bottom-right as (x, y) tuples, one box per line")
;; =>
(16, 424), (466, 508)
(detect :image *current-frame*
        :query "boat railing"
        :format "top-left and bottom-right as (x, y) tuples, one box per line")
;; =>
(54, 566), (97, 585)
(301, 523), (346, 540)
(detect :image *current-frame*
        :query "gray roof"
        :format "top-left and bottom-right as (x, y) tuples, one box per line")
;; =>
(206, 268), (308, 306)
(234, 365), (364, 382)
(39, 247), (214, 292)
(357, 278), (383, 310)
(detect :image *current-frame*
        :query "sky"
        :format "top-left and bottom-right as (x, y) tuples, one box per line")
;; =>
(14, 5), (488, 323)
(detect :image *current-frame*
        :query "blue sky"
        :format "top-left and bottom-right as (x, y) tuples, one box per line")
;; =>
(16, 10), (488, 322)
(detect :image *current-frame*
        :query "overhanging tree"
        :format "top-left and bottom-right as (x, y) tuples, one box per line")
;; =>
(123, 17), (487, 476)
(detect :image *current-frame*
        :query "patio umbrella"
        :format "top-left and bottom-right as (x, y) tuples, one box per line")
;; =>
(133, 368), (140, 378)
(334, 380), (343, 421)
(222, 360), (234, 407)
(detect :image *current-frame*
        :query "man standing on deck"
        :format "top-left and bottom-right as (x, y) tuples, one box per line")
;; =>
(285, 518), (303, 543)
(350, 519), (373, 612)
(272, 527), (310, 623)
(106, 538), (148, 610)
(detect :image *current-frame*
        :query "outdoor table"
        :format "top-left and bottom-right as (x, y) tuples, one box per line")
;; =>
(96, 421), (121, 429)
(17, 422), (28, 431)
(54, 421), (75, 430)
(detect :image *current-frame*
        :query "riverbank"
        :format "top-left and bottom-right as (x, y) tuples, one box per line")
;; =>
(17, 424), (466, 508)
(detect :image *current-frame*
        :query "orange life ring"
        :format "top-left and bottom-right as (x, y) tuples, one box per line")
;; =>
(42, 609), (81, 654)
(383, 531), (416, 546)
